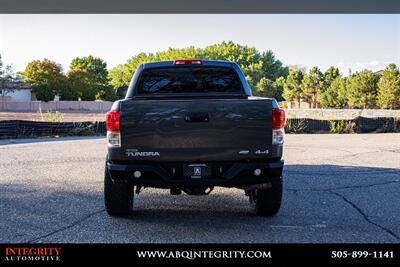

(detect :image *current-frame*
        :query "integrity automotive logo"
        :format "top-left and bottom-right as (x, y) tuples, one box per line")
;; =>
(3, 247), (62, 263)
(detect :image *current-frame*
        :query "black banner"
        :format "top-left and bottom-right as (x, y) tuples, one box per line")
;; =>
(0, 0), (400, 14)
(0, 244), (399, 266)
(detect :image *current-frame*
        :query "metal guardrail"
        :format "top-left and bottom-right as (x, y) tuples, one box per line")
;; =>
(0, 117), (399, 139)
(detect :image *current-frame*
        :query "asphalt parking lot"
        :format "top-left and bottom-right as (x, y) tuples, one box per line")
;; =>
(0, 134), (399, 243)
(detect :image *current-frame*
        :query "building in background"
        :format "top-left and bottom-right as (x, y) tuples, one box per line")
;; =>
(0, 78), (33, 102)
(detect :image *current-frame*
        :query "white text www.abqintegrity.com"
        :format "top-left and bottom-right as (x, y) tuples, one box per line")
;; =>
(137, 250), (272, 260)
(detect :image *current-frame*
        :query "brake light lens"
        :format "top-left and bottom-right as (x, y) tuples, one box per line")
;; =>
(272, 108), (285, 145)
(106, 110), (120, 131)
(272, 108), (286, 129)
(107, 131), (121, 147)
(173, 59), (203, 65)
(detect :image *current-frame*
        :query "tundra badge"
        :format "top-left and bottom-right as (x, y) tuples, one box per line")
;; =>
(125, 149), (160, 157)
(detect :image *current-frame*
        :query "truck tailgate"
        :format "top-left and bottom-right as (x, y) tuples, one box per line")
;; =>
(119, 98), (273, 162)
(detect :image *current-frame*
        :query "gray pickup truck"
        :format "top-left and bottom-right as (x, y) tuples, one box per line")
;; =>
(105, 59), (285, 216)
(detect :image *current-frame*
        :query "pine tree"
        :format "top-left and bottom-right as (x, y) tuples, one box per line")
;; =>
(347, 70), (379, 109)
(377, 64), (400, 109)
(283, 69), (304, 108)
(302, 67), (324, 108)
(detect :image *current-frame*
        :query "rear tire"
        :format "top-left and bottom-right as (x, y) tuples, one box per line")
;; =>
(104, 160), (134, 216)
(250, 179), (282, 216)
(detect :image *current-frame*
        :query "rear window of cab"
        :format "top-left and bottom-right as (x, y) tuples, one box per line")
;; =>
(135, 66), (244, 95)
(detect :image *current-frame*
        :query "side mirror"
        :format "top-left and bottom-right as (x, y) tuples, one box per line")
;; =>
(116, 87), (128, 99)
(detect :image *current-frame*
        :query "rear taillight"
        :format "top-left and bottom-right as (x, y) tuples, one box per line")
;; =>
(272, 108), (286, 145)
(106, 110), (120, 131)
(272, 108), (286, 129)
(173, 59), (203, 65)
(106, 110), (121, 147)
(107, 131), (121, 147)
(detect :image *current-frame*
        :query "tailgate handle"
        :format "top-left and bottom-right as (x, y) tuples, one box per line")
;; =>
(185, 113), (210, 122)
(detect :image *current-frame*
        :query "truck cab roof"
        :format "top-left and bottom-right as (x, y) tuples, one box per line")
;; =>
(141, 60), (237, 69)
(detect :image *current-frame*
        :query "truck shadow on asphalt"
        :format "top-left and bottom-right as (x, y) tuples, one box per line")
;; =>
(1, 164), (399, 242)
(129, 164), (400, 215)
(120, 164), (400, 242)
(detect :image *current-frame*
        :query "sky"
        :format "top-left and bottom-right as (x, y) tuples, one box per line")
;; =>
(0, 14), (399, 75)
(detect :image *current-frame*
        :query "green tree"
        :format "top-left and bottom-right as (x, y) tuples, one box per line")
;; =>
(68, 55), (109, 100)
(0, 54), (15, 80)
(58, 81), (78, 100)
(348, 70), (379, 108)
(302, 67), (324, 108)
(377, 64), (400, 109)
(320, 77), (349, 108)
(108, 41), (289, 90)
(256, 77), (272, 96)
(324, 66), (340, 89)
(95, 87), (118, 101)
(14, 71), (25, 82)
(0, 54), (4, 77)
(259, 51), (289, 81)
(273, 76), (286, 101)
(68, 70), (97, 101)
(70, 55), (108, 84)
(200, 41), (261, 74)
(200, 41), (288, 84)
(0, 56), (23, 97)
(245, 75), (255, 91)
(255, 77), (285, 101)
(283, 69), (304, 107)
(24, 59), (67, 101)
(155, 46), (200, 62)
(108, 53), (154, 89)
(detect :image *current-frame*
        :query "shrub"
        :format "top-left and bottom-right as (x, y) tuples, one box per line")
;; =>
(285, 119), (307, 133)
(43, 111), (64, 123)
(394, 118), (400, 133)
(329, 120), (355, 134)
(279, 102), (288, 109)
